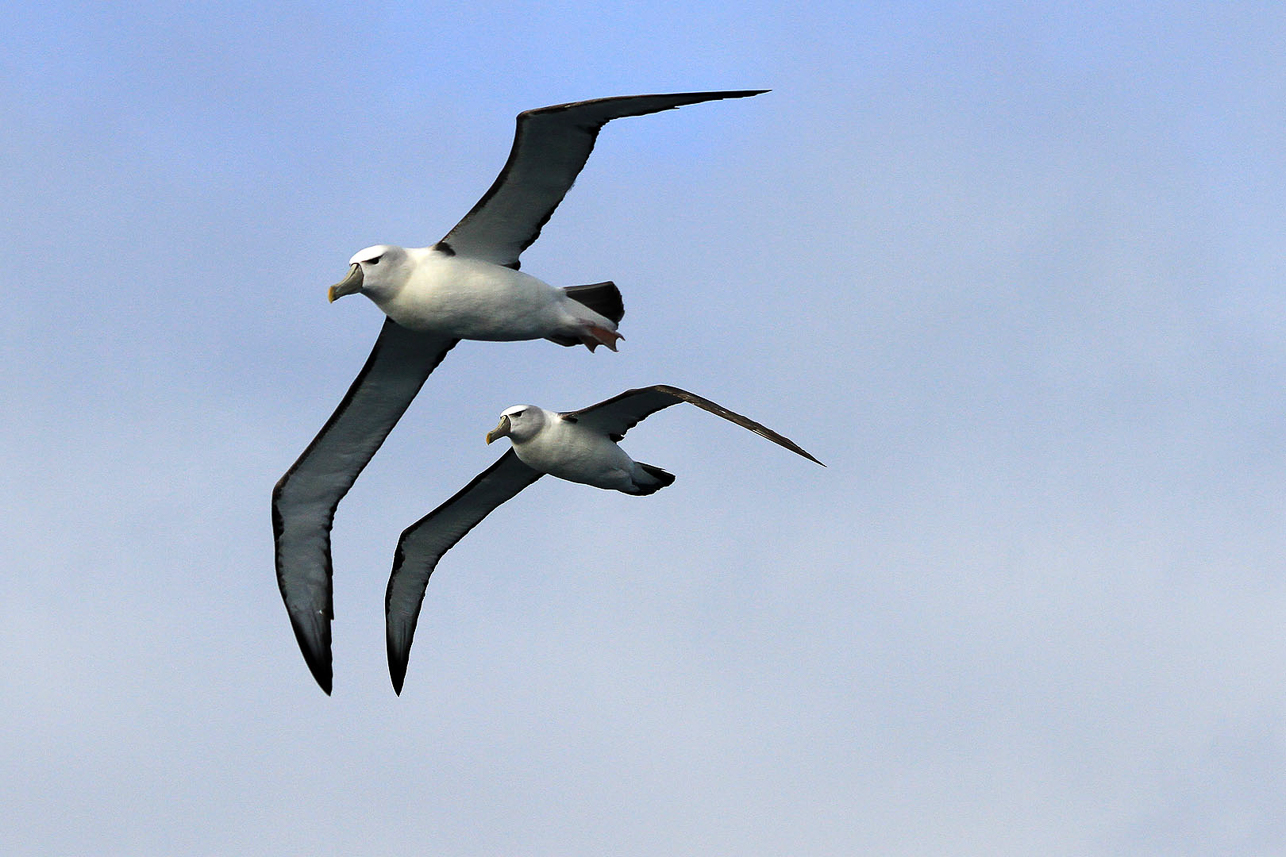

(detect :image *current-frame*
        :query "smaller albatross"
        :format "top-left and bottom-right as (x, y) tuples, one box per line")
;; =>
(385, 385), (823, 694)
(273, 91), (766, 693)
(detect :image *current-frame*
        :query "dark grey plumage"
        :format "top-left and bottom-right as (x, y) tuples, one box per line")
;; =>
(385, 385), (822, 694)
(275, 93), (767, 693)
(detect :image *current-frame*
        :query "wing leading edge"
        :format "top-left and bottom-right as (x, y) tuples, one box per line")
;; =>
(273, 318), (457, 694)
(385, 384), (820, 693)
(439, 90), (768, 269)
(385, 449), (543, 694)
(570, 385), (823, 464)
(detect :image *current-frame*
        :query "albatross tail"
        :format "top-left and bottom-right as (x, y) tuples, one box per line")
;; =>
(549, 281), (626, 352)
(628, 462), (675, 496)
(564, 281), (623, 323)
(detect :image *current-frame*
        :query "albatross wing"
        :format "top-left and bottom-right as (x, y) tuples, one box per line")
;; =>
(385, 450), (543, 694)
(273, 319), (457, 694)
(384, 385), (819, 694)
(438, 90), (768, 269)
(569, 385), (824, 464)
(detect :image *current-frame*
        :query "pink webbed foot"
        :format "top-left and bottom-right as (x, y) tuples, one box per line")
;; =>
(580, 324), (623, 353)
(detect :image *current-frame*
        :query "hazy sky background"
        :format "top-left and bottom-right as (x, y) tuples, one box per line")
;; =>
(3, 2), (1284, 854)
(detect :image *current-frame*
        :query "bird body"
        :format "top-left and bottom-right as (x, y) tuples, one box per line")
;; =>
(335, 244), (622, 348)
(275, 90), (768, 693)
(487, 405), (670, 493)
(385, 385), (822, 693)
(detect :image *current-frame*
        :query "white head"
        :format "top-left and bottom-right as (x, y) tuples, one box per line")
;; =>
(327, 245), (409, 303)
(486, 405), (548, 445)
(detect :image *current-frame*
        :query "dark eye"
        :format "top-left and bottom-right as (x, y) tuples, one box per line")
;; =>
(368, 255), (383, 265)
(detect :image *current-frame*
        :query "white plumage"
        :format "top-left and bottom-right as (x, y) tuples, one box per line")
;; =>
(487, 405), (668, 493)
(385, 385), (822, 694)
(273, 92), (767, 694)
(333, 244), (620, 349)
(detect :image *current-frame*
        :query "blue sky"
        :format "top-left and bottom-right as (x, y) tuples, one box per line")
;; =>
(3, 2), (1285, 854)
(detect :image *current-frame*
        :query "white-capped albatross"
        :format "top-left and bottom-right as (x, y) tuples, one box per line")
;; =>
(385, 385), (823, 694)
(274, 91), (767, 694)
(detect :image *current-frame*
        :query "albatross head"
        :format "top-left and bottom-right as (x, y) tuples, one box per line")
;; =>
(328, 245), (408, 303)
(486, 406), (546, 445)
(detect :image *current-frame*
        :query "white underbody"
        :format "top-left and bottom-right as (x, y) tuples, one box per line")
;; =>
(367, 247), (610, 341)
(511, 411), (640, 492)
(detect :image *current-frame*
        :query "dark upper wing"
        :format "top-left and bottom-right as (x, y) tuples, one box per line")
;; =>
(272, 318), (457, 694)
(568, 385), (824, 465)
(438, 91), (768, 269)
(385, 450), (543, 694)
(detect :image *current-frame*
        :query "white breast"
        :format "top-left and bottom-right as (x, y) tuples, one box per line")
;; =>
(513, 414), (637, 490)
(375, 249), (566, 340)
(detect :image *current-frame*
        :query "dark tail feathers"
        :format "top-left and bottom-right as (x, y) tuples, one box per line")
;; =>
(632, 463), (676, 496)
(564, 281), (624, 324)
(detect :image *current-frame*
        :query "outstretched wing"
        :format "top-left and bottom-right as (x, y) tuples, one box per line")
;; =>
(273, 319), (457, 694)
(568, 385), (824, 465)
(438, 90), (767, 269)
(385, 450), (543, 694)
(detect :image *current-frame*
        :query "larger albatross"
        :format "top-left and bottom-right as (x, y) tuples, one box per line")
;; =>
(274, 91), (767, 693)
(385, 385), (823, 694)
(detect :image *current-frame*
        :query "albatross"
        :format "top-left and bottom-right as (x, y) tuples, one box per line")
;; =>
(274, 91), (767, 694)
(385, 385), (823, 694)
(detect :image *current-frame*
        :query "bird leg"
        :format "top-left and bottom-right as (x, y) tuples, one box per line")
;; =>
(580, 324), (623, 353)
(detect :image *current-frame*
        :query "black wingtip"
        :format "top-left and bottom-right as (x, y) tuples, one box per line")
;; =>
(691, 89), (769, 97)
(673, 89), (770, 106)
(389, 647), (407, 696)
(775, 441), (824, 467)
(387, 625), (408, 695)
(288, 617), (333, 695)
(712, 89), (769, 99)
(649, 384), (824, 467)
(306, 653), (333, 696)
